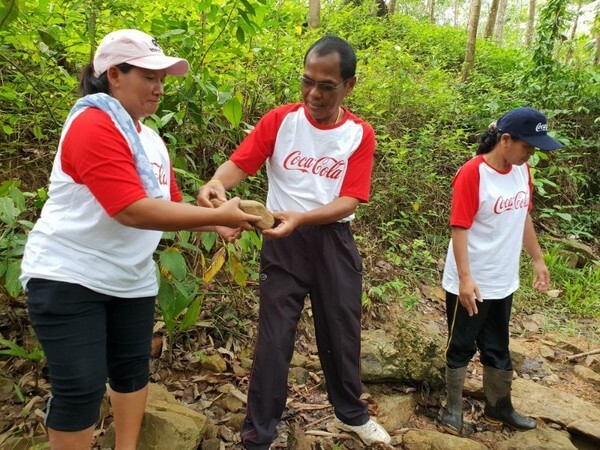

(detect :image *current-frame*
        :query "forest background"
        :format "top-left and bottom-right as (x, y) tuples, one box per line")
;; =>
(0, 0), (599, 446)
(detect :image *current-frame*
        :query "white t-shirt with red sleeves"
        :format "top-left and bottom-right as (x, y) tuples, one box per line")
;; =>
(230, 104), (375, 221)
(20, 107), (183, 298)
(442, 154), (533, 299)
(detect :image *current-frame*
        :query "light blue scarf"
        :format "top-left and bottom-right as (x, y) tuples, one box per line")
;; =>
(66, 93), (163, 198)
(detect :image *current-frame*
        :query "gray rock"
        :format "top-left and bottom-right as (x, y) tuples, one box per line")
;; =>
(496, 428), (577, 450)
(574, 364), (600, 386)
(508, 378), (600, 444)
(101, 383), (214, 450)
(200, 438), (222, 450)
(371, 392), (418, 431)
(546, 237), (598, 268)
(402, 429), (488, 449)
(361, 317), (445, 386)
(202, 354), (228, 373)
(567, 419), (600, 446)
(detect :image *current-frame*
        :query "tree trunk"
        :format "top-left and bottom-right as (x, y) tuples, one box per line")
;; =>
(371, 0), (388, 17)
(525, 0), (536, 46)
(388, 0), (396, 16)
(494, 0), (508, 43)
(595, 9), (600, 65)
(454, 0), (461, 26)
(484, 0), (500, 39)
(565, 0), (583, 61)
(462, 0), (482, 81)
(308, 0), (320, 29)
(428, 0), (436, 23)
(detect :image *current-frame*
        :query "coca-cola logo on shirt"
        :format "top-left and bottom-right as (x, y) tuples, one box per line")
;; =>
(152, 163), (168, 185)
(494, 190), (529, 214)
(283, 150), (345, 179)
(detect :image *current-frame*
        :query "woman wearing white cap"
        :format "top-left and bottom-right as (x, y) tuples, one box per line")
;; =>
(20, 29), (260, 450)
(439, 107), (563, 436)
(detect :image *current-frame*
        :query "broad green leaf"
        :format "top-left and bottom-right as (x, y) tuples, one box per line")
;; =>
(5, 260), (21, 298)
(201, 232), (217, 252)
(159, 249), (187, 281)
(160, 111), (175, 127)
(32, 124), (44, 140)
(179, 297), (202, 332)
(9, 185), (25, 211)
(156, 281), (177, 332)
(0, 0), (21, 29)
(0, 197), (19, 225)
(236, 25), (245, 44)
(222, 96), (242, 127)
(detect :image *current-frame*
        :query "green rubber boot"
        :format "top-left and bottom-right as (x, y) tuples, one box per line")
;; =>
(440, 366), (467, 435)
(483, 366), (536, 430)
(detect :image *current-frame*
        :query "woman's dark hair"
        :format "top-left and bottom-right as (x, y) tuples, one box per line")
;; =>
(476, 121), (519, 154)
(78, 62), (134, 96)
(303, 35), (357, 80)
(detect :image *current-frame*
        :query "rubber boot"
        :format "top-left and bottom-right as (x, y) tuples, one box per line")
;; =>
(440, 366), (467, 435)
(483, 366), (536, 430)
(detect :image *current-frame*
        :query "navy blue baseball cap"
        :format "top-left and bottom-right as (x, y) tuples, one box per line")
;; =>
(497, 107), (563, 151)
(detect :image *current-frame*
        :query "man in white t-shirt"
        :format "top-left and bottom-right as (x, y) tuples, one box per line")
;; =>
(198, 36), (391, 449)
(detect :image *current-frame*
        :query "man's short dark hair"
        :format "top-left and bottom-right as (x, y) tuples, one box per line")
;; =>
(304, 35), (357, 80)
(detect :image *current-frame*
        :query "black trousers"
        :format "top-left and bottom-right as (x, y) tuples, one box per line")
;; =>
(444, 291), (513, 371)
(241, 223), (368, 450)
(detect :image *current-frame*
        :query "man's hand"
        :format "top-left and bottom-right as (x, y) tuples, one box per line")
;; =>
(214, 226), (243, 242)
(261, 211), (303, 239)
(197, 179), (227, 207)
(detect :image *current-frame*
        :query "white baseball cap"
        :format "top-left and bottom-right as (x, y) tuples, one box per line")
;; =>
(93, 29), (189, 77)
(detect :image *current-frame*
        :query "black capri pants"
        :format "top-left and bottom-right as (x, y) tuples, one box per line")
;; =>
(444, 291), (513, 371)
(26, 278), (155, 431)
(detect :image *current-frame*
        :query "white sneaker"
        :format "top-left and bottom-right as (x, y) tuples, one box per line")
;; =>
(334, 417), (392, 445)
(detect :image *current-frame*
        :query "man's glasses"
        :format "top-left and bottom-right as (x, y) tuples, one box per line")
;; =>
(299, 76), (348, 92)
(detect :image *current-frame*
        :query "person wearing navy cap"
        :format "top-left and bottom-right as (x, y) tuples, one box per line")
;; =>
(439, 107), (563, 435)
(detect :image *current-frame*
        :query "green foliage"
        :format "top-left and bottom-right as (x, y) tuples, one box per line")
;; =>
(156, 202), (263, 358)
(531, 0), (570, 77)
(0, 0), (598, 355)
(0, 181), (39, 299)
(362, 279), (418, 310)
(518, 246), (600, 323)
(0, 338), (44, 363)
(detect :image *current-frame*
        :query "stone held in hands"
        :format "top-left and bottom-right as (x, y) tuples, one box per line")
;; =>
(210, 198), (275, 230)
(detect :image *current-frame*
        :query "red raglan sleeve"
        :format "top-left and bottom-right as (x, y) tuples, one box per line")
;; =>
(230, 105), (295, 175)
(449, 157), (481, 229)
(169, 164), (183, 203)
(339, 121), (375, 203)
(60, 109), (148, 216)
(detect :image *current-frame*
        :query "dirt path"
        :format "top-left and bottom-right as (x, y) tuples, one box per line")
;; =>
(1, 291), (599, 449)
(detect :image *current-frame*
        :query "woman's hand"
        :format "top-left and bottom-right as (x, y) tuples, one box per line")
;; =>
(215, 197), (261, 230)
(533, 259), (550, 292)
(458, 274), (483, 316)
